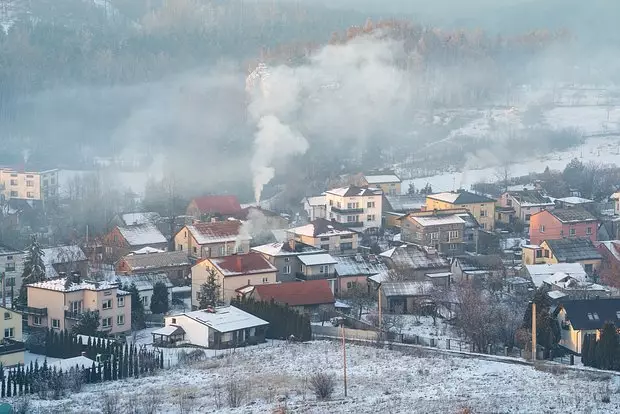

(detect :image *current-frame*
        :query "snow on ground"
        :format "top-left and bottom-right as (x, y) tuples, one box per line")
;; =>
(18, 340), (620, 413)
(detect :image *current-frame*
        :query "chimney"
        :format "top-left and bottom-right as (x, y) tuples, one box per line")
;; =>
(81, 351), (87, 357)
(236, 256), (243, 272)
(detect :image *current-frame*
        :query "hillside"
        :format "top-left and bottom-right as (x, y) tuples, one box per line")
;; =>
(18, 341), (620, 413)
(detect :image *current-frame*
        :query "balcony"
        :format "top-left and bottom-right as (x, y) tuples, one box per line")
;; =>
(342, 222), (364, 228)
(331, 206), (364, 214)
(65, 310), (98, 320)
(13, 304), (47, 316)
(296, 272), (337, 281)
(0, 339), (26, 356)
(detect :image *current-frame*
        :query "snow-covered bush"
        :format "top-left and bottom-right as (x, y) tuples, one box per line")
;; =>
(309, 372), (335, 400)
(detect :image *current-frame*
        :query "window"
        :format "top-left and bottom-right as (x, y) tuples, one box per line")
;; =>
(71, 300), (83, 313)
(5, 263), (15, 272)
(4, 312), (11, 320)
(340, 242), (353, 251)
(196, 292), (201, 300)
(569, 228), (576, 236)
(347, 215), (358, 223)
(586, 313), (600, 321)
(4, 328), (14, 339)
(236, 245), (244, 253)
(172, 318), (177, 324)
(26, 192), (34, 198)
(9, 173), (17, 177)
(262, 277), (269, 283)
(117, 296), (125, 307)
(104, 291), (112, 296)
(560, 230), (564, 236)
(535, 250), (542, 258)
(26, 175), (33, 178)
(507, 199), (513, 207)
(448, 230), (459, 239)
(430, 232), (439, 240)
(141, 296), (149, 306)
(539, 225), (545, 233)
(341, 234), (353, 239)
(320, 237), (330, 242)
(9, 179), (17, 186)
(336, 202), (341, 208)
(283, 265), (291, 274)
(102, 299), (112, 310)
(219, 246), (225, 255)
(584, 264), (593, 274)
(329, 200), (333, 206)
(51, 319), (60, 329)
(367, 215), (375, 222)
(347, 281), (357, 289)
(102, 317), (112, 328)
(367, 201), (375, 208)
(184, 231), (187, 239)
(117, 315), (125, 325)
(449, 243), (458, 250)
(26, 180), (34, 187)
(6, 255), (12, 260)
(178, 244), (183, 251)
(33, 316), (41, 326)
(480, 210), (487, 217)
(10, 191), (17, 197)
(284, 257), (290, 262)
(525, 214), (531, 221)
(481, 223), (486, 229)
(6, 278), (14, 287)
(586, 227), (592, 235)
(347, 202), (359, 209)
(543, 250), (549, 258)
(319, 265), (329, 273)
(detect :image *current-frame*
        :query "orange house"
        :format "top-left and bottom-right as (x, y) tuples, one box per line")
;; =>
(529, 209), (598, 246)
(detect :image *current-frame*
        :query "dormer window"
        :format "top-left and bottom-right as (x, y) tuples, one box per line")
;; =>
(587, 312), (600, 321)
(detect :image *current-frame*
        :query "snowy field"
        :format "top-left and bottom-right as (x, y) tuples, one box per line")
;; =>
(16, 340), (620, 413)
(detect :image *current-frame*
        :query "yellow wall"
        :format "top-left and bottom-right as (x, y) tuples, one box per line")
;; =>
(373, 182), (401, 195)
(0, 169), (42, 201)
(425, 198), (495, 230)
(0, 306), (25, 366)
(175, 226), (250, 258)
(540, 241), (602, 270)
(288, 232), (358, 254)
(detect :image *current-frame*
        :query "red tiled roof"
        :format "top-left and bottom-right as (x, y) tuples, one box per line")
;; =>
(191, 195), (242, 215)
(211, 252), (276, 276)
(253, 280), (335, 307)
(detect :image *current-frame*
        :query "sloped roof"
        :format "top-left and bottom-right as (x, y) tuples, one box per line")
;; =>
(427, 191), (495, 204)
(0, 243), (20, 255)
(298, 253), (337, 266)
(209, 252), (277, 276)
(185, 221), (248, 245)
(42, 245), (88, 278)
(120, 250), (190, 271)
(560, 298), (620, 330)
(152, 325), (185, 337)
(525, 263), (587, 287)
(182, 305), (268, 333)
(381, 281), (434, 297)
(253, 280), (335, 306)
(409, 215), (465, 226)
(29, 278), (118, 292)
(334, 255), (389, 278)
(118, 224), (166, 246)
(383, 194), (425, 212)
(595, 240), (620, 262)
(507, 190), (553, 206)
(121, 212), (160, 226)
(380, 245), (449, 271)
(544, 238), (602, 262)
(326, 186), (382, 197)
(556, 196), (594, 205)
(190, 195), (242, 215)
(251, 242), (324, 257)
(546, 208), (597, 223)
(112, 273), (173, 291)
(454, 255), (503, 271)
(364, 174), (401, 184)
(287, 218), (356, 238)
(303, 195), (326, 207)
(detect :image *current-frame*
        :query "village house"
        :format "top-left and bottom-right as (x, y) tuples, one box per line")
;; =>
(450, 255), (504, 283)
(528, 208), (598, 245)
(498, 190), (554, 224)
(325, 186), (383, 232)
(0, 243), (25, 301)
(555, 196), (596, 210)
(111, 212), (161, 227)
(538, 238), (602, 275)
(286, 218), (358, 255)
(522, 263), (588, 287)
(382, 194), (426, 228)
(379, 281), (434, 314)
(594, 240), (620, 287)
(40, 169), (59, 200)
(186, 195), (242, 220)
(103, 224), (168, 262)
(379, 245), (451, 280)
(361, 173), (402, 196)
(301, 195), (327, 221)
(0, 306), (25, 367)
(536, 271), (609, 300)
(42, 245), (89, 279)
(333, 254), (389, 295)
(175, 220), (250, 260)
(400, 212), (466, 255)
(191, 252), (277, 306)
(112, 274), (174, 312)
(425, 190), (496, 231)
(294, 253), (338, 291)
(160, 306), (268, 349)
(251, 241), (326, 283)
(0, 168), (41, 201)
(116, 250), (191, 285)
(556, 298), (620, 354)
(248, 280), (336, 315)
(19, 277), (132, 336)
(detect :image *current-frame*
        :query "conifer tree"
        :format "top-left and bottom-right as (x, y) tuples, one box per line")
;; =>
(18, 235), (46, 305)
(199, 268), (221, 309)
(150, 281), (170, 314)
(596, 322), (619, 370)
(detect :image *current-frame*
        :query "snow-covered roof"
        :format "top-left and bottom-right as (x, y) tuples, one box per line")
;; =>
(120, 250), (190, 271)
(335, 300), (351, 308)
(556, 196), (594, 205)
(425, 272), (452, 278)
(364, 174), (401, 184)
(368, 273), (388, 285)
(41, 245), (87, 278)
(380, 245), (449, 270)
(334, 255), (389, 278)
(185, 221), (248, 245)
(48, 356), (96, 371)
(287, 219), (356, 238)
(28, 277), (118, 293)
(409, 215), (465, 226)
(381, 281), (434, 297)
(208, 252), (277, 276)
(325, 186), (382, 197)
(547, 290), (568, 300)
(304, 195), (326, 207)
(427, 191), (494, 204)
(251, 242), (324, 257)
(525, 263), (587, 288)
(152, 325), (185, 337)
(118, 223), (166, 246)
(121, 212), (160, 226)
(132, 246), (165, 254)
(298, 253), (337, 266)
(111, 273), (173, 292)
(181, 305), (269, 333)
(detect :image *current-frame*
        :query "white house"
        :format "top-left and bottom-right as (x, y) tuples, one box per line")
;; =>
(162, 306), (269, 349)
(325, 186), (383, 232)
(302, 195), (327, 221)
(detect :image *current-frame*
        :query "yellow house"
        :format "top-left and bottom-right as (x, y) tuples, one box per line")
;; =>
(192, 252), (277, 307)
(175, 220), (251, 259)
(285, 218), (359, 255)
(539, 238), (602, 275)
(362, 174), (402, 196)
(425, 190), (496, 230)
(0, 168), (42, 201)
(0, 306), (25, 366)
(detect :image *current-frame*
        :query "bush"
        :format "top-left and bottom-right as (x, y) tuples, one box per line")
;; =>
(602, 395), (611, 403)
(226, 379), (245, 408)
(309, 372), (335, 400)
(102, 392), (121, 414)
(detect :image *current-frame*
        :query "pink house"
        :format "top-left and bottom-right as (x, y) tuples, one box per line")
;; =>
(529, 208), (598, 245)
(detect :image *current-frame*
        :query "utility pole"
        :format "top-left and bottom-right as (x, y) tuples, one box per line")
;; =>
(378, 286), (382, 335)
(531, 301), (537, 361)
(341, 321), (348, 397)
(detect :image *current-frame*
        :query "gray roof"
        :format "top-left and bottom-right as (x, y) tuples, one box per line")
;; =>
(112, 273), (173, 291)
(380, 245), (450, 271)
(120, 251), (190, 271)
(545, 238), (602, 262)
(383, 194), (426, 212)
(334, 255), (389, 277)
(381, 281), (434, 297)
(560, 298), (620, 330)
(548, 208), (597, 223)
(427, 190), (495, 204)
(507, 190), (553, 206)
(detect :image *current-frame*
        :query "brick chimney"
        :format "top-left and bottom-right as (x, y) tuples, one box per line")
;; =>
(236, 255), (243, 273)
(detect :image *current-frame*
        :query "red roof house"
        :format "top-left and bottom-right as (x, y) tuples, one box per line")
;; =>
(186, 195), (242, 218)
(250, 280), (335, 311)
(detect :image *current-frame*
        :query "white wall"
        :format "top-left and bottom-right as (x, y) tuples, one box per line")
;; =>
(165, 314), (211, 348)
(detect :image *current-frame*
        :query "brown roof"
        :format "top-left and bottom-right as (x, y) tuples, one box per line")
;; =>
(253, 280), (335, 307)
(210, 252), (276, 276)
(190, 195), (242, 215)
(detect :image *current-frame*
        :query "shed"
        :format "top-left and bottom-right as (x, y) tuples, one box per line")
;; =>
(152, 325), (186, 347)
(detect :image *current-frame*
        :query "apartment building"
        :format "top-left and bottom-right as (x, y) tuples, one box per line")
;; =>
(425, 190), (496, 231)
(362, 174), (402, 196)
(20, 278), (132, 336)
(286, 218), (359, 255)
(0, 168), (41, 201)
(400, 213), (466, 254)
(325, 186), (383, 232)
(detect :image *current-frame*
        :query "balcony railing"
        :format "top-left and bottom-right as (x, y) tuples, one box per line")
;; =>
(13, 304), (47, 316)
(0, 339), (26, 355)
(65, 310), (98, 320)
(342, 222), (365, 228)
(296, 272), (337, 281)
(331, 207), (365, 214)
